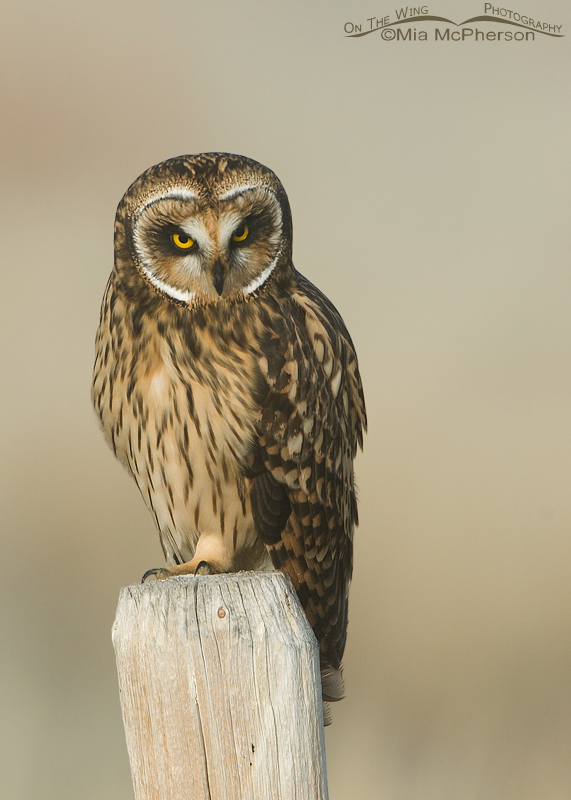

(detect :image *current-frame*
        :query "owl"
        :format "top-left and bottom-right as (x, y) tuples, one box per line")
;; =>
(92, 153), (366, 717)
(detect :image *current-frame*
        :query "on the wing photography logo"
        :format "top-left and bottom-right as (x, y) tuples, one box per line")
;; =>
(344, 4), (564, 41)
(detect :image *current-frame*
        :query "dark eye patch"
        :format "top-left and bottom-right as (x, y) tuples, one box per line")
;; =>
(144, 221), (199, 255)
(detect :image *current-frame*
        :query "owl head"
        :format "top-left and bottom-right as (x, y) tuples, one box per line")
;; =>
(114, 153), (293, 306)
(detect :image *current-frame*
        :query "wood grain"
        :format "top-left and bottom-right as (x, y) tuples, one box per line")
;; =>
(113, 571), (329, 800)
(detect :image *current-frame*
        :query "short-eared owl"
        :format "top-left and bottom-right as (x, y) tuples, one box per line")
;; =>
(92, 153), (366, 714)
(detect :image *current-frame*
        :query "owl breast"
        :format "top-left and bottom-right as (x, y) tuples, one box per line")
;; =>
(93, 294), (272, 572)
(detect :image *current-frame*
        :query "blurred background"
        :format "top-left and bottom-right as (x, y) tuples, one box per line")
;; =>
(1, 1), (570, 798)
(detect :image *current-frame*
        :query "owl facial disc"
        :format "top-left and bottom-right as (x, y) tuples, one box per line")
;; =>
(129, 181), (283, 305)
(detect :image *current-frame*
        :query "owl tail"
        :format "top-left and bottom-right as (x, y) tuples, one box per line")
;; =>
(320, 663), (344, 702)
(321, 666), (344, 725)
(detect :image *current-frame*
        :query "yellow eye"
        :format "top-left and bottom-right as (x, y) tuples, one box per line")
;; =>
(232, 225), (249, 243)
(172, 232), (194, 250)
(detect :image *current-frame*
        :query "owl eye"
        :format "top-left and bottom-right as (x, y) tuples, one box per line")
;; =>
(232, 224), (249, 243)
(172, 232), (194, 250)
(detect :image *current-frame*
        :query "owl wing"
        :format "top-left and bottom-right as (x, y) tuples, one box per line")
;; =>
(248, 271), (366, 693)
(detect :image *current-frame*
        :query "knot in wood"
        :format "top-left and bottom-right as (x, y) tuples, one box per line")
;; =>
(217, 607), (226, 618)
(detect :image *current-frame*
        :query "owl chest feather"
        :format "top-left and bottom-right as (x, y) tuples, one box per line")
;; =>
(94, 296), (266, 565)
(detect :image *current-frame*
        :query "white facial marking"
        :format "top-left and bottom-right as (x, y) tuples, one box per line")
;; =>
(139, 263), (196, 304)
(136, 187), (198, 215)
(219, 184), (259, 201)
(242, 254), (279, 295)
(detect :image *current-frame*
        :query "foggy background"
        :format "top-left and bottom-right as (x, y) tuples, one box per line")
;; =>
(1, 1), (570, 798)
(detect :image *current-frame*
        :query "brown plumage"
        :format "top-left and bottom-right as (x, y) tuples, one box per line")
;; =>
(92, 153), (366, 718)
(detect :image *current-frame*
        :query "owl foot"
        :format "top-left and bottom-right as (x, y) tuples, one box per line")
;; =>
(141, 559), (219, 583)
(141, 531), (234, 583)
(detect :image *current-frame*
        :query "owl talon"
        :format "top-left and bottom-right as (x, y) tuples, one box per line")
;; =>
(141, 567), (171, 583)
(194, 560), (214, 575)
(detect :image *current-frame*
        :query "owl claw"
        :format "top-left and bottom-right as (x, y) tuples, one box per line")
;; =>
(194, 560), (214, 575)
(141, 567), (171, 583)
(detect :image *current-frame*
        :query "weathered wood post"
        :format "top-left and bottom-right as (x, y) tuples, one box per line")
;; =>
(112, 571), (329, 800)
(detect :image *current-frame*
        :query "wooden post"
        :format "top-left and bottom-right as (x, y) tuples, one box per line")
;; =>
(112, 571), (329, 800)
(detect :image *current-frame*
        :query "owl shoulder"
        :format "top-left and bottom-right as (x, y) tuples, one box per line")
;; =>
(256, 269), (367, 448)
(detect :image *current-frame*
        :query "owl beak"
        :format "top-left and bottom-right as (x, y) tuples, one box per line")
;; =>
(213, 260), (225, 296)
